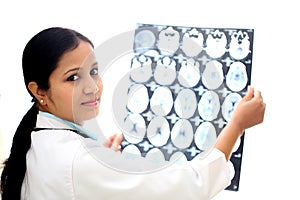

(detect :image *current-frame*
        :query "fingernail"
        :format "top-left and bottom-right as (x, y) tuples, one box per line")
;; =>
(112, 144), (120, 151)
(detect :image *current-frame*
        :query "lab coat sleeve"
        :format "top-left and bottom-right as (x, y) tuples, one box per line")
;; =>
(72, 140), (230, 200)
(189, 149), (231, 199)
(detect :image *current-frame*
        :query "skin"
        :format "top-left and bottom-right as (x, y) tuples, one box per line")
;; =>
(28, 40), (122, 150)
(27, 40), (265, 156)
(214, 87), (266, 160)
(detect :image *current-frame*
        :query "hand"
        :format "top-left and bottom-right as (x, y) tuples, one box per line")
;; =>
(103, 133), (123, 151)
(230, 86), (266, 134)
(215, 87), (266, 160)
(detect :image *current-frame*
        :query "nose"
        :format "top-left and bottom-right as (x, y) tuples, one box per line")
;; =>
(83, 76), (100, 94)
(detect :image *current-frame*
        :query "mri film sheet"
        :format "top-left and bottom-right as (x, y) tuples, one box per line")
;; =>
(120, 23), (254, 191)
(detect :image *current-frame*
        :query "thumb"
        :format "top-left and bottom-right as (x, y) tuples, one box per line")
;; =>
(243, 86), (255, 101)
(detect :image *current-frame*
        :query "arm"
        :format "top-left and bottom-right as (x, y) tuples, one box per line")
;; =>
(214, 86), (266, 161)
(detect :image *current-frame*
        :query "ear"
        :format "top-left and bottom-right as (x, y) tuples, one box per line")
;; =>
(28, 81), (47, 105)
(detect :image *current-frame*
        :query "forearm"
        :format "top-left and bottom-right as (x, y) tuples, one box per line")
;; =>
(214, 121), (244, 161)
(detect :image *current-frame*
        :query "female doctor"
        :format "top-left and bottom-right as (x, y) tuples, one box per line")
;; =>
(1, 27), (265, 200)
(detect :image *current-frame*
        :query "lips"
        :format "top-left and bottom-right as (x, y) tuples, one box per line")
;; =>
(81, 97), (100, 107)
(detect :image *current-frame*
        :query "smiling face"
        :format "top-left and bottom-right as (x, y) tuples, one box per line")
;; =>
(40, 40), (103, 124)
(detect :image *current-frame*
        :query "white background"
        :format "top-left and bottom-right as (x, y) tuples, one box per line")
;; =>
(0, 0), (299, 199)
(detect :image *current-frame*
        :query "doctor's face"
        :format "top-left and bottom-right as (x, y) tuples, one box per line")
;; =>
(43, 40), (103, 124)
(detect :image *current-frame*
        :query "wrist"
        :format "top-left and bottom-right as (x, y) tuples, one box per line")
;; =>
(226, 120), (244, 137)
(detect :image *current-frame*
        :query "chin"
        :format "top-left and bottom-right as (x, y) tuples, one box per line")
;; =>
(74, 109), (99, 123)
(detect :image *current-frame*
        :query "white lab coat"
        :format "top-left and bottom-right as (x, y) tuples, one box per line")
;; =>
(21, 113), (230, 200)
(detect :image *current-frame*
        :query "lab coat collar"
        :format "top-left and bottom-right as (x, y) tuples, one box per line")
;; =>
(36, 111), (98, 140)
(36, 111), (73, 129)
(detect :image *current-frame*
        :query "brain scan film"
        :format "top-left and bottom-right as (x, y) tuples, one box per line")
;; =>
(120, 23), (253, 191)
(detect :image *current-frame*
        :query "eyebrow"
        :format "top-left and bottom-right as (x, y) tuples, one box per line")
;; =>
(63, 62), (98, 75)
(91, 62), (98, 68)
(64, 67), (80, 75)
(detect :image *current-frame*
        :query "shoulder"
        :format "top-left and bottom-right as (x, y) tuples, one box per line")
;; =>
(28, 128), (84, 163)
(31, 128), (82, 143)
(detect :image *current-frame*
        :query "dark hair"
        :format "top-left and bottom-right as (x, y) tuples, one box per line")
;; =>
(0, 27), (93, 199)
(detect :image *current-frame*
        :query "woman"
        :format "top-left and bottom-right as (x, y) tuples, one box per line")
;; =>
(0, 27), (265, 200)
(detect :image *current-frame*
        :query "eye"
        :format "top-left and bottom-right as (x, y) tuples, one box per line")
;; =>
(90, 68), (99, 76)
(67, 74), (79, 81)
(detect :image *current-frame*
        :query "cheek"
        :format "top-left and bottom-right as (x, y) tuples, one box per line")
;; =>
(65, 91), (74, 104)
(54, 86), (74, 105)
(98, 80), (103, 93)
(72, 82), (85, 97)
(60, 91), (75, 110)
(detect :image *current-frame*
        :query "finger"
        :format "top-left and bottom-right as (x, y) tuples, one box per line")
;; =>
(103, 133), (117, 148)
(252, 89), (265, 106)
(112, 133), (123, 151)
(253, 89), (262, 99)
(243, 86), (254, 101)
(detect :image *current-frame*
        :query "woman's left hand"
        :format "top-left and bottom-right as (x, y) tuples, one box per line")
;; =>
(103, 133), (123, 151)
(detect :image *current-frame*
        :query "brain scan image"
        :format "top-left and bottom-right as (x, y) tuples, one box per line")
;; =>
(222, 93), (242, 122)
(134, 29), (156, 49)
(171, 119), (194, 149)
(122, 144), (142, 158)
(194, 122), (217, 151)
(169, 151), (188, 165)
(147, 116), (170, 147)
(123, 113), (146, 144)
(157, 27), (180, 55)
(178, 58), (201, 88)
(181, 28), (204, 57)
(145, 148), (166, 165)
(130, 55), (153, 83)
(226, 62), (248, 92)
(174, 89), (197, 119)
(229, 30), (251, 60)
(227, 160), (236, 180)
(154, 56), (177, 85)
(205, 30), (227, 58)
(202, 60), (224, 90)
(127, 84), (149, 114)
(198, 91), (220, 121)
(150, 86), (173, 116)
(120, 23), (253, 191)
